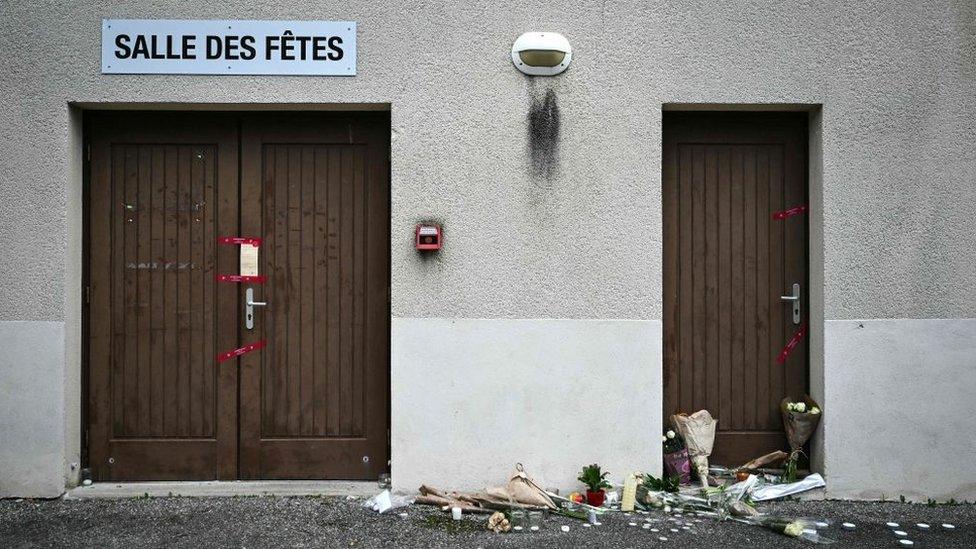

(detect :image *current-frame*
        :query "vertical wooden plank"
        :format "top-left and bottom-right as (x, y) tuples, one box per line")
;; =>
(261, 144), (275, 436)
(113, 146), (129, 436)
(662, 122), (680, 421)
(717, 146), (732, 427)
(691, 145), (707, 413)
(123, 146), (140, 436)
(704, 145), (720, 418)
(768, 145), (785, 425)
(286, 146), (302, 436)
(162, 145), (179, 435)
(313, 147), (329, 435)
(189, 147), (205, 437)
(149, 147), (166, 435)
(729, 145), (744, 430)
(136, 146), (153, 435)
(677, 144), (694, 414)
(742, 146), (758, 430)
(177, 146), (192, 436)
(351, 148), (366, 435)
(326, 146), (342, 436)
(755, 146), (771, 430)
(273, 144), (289, 437)
(200, 146), (215, 437)
(299, 146), (316, 436)
(339, 148), (355, 436)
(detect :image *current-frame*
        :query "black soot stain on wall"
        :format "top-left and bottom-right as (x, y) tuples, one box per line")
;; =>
(528, 88), (560, 180)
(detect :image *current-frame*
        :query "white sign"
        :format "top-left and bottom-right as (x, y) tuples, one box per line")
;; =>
(102, 19), (356, 75)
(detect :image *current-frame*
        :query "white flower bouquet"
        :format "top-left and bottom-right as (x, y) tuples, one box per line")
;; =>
(780, 396), (823, 482)
(671, 410), (717, 490)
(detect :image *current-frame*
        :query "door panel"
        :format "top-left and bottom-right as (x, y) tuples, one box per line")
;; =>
(239, 113), (390, 479)
(88, 113), (239, 480)
(663, 112), (808, 466)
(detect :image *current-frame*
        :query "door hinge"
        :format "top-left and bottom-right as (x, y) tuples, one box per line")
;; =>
(85, 285), (91, 304)
(86, 144), (91, 162)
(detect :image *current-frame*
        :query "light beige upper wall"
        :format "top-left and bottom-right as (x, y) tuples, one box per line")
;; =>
(1, 0), (974, 321)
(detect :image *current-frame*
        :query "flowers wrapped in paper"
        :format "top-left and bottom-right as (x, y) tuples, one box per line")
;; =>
(780, 396), (822, 482)
(662, 429), (692, 484)
(671, 410), (717, 490)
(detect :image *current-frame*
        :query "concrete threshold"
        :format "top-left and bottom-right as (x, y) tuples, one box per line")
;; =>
(64, 480), (377, 499)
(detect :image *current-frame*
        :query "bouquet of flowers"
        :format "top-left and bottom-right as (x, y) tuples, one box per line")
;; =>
(661, 429), (692, 484)
(671, 410), (717, 490)
(780, 396), (822, 482)
(743, 515), (834, 544)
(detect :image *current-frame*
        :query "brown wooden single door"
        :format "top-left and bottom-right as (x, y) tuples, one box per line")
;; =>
(87, 113), (239, 480)
(238, 113), (390, 479)
(663, 112), (808, 466)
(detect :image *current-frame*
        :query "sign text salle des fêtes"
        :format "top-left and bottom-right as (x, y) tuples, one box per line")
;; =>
(102, 19), (356, 75)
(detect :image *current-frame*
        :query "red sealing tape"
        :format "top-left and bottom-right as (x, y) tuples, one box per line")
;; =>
(215, 274), (267, 284)
(217, 340), (266, 363)
(776, 324), (808, 364)
(218, 236), (262, 247)
(772, 205), (808, 220)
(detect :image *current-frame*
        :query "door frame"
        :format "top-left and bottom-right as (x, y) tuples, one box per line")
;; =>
(80, 109), (393, 481)
(660, 107), (823, 467)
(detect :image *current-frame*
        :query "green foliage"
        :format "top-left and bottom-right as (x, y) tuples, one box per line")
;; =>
(642, 473), (680, 493)
(578, 463), (612, 492)
(783, 455), (798, 483)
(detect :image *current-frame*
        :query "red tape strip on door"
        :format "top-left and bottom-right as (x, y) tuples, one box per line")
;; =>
(772, 205), (808, 220)
(776, 324), (807, 364)
(215, 274), (267, 283)
(217, 236), (262, 247)
(217, 340), (267, 363)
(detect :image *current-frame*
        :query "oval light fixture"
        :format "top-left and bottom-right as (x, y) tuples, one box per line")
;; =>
(511, 32), (572, 76)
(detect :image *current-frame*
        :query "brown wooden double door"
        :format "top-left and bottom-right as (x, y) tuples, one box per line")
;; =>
(87, 112), (390, 480)
(663, 112), (809, 466)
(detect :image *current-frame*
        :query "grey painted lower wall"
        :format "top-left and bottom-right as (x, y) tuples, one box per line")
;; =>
(391, 318), (661, 493)
(823, 319), (976, 501)
(0, 321), (66, 498)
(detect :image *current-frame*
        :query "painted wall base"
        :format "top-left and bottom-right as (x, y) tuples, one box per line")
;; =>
(0, 321), (66, 498)
(823, 319), (976, 502)
(391, 318), (662, 493)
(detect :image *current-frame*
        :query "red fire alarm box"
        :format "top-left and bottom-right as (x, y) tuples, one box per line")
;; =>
(415, 224), (442, 250)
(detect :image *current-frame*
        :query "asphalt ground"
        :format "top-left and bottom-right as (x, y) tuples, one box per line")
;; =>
(1, 496), (973, 548)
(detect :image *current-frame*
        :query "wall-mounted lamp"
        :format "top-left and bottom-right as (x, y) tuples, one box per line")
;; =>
(511, 32), (572, 76)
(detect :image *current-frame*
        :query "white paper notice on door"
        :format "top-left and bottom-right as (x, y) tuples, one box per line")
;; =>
(240, 245), (259, 277)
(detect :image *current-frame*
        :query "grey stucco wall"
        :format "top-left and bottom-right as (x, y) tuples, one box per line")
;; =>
(0, 1), (974, 498)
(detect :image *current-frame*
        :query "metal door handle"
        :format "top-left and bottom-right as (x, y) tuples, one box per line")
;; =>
(245, 288), (266, 330)
(781, 283), (801, 324)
